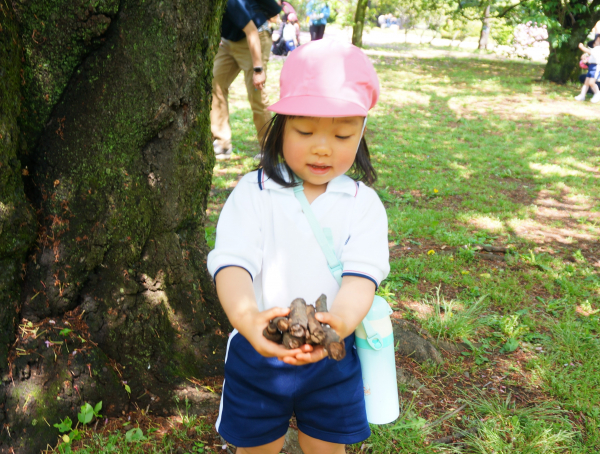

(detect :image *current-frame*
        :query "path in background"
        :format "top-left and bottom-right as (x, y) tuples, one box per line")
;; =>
(297, 25), (548, 62)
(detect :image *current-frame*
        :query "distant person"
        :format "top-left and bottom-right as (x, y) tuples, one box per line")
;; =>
(281, 1), (296, 15)
(283, 13), (300, 52)
(211, 0), (282, 160)
(575, 35), (600, 103)
(306, 0), (330, 41)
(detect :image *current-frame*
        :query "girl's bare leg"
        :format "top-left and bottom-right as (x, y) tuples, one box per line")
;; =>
(298, 430), (346, 454)
(587, 77), (600, 94)
(236, 435), (286, 454)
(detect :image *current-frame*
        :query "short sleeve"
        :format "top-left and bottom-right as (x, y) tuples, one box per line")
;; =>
(224, 0), (254, 31)
(340, 185), (390, 289)
(207, 172), (264, 281)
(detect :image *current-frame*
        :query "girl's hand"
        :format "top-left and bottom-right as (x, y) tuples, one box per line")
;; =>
(237, 306), (305, 359)
(280, 311), (348, 366)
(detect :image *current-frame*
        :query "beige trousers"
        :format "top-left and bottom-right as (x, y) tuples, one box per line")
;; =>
(211, 31), (272, 150)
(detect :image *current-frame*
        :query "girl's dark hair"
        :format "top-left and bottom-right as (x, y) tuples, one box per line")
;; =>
(257, 114), (377, 187)
(588, 40), (595, 48)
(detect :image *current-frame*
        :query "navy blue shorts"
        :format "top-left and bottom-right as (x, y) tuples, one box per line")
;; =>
(216, 332), (370, 447)
(587, 63), (600, 79)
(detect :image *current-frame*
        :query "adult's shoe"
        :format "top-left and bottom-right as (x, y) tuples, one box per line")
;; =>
(214, 140), (233, 160)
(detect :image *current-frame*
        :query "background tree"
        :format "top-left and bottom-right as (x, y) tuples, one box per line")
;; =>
(353, 0), (370, 46)
(451, 0), (532, 49)
(538, 0), (600, 82)
(0, 1), (228, 452)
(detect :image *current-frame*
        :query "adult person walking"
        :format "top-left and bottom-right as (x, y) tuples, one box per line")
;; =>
(306, 0), (330, 41)
(211, 0), (282, 160)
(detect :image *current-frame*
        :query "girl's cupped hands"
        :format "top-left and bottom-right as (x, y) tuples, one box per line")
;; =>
(278, 310), (348, 366)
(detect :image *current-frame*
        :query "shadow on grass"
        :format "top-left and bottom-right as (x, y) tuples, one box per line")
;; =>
(368, 54), (599, 262)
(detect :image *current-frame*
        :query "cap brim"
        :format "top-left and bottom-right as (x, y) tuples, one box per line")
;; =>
(268, 96), (368, 117)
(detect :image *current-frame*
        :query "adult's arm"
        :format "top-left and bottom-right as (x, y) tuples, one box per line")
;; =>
(242, 20), (267, 90)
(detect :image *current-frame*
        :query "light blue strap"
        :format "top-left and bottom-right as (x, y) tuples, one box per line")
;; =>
(292, 180), (384, 350)
(355, 333), (393, 350)
(292, 184), (343, 286)
(362, 318), (383, 350)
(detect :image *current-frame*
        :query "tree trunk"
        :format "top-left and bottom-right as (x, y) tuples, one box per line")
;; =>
(352, 0), (369, 47)
(0, 3), (37, 375)
(0, 0), (228, 452)
(478, 5), (491, 50)
(543, 28), (590, 83)
(542, 0), (600, 83)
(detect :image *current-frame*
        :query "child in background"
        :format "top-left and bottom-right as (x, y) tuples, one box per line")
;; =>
(207, 39), (389, 454)
(575, 35), (600, 102)
(282, 13), (300, 52)
(580, 52), (589, 70)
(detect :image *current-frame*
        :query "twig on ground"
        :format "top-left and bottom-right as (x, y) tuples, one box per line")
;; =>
(423, 404), (466, 429)
(431, 427), (478, 444)
(476, 245), (508, 253)
(477, 252), (505, 261)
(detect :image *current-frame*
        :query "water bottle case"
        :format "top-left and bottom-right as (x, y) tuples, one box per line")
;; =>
(354, 295), (400, 425)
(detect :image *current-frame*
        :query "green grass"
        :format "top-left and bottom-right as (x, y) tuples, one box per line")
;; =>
(67, 40), (599, 454)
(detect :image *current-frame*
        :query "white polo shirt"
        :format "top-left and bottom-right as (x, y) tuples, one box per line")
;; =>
(207, 169), (390, 312)
(589, 46), (600, 64)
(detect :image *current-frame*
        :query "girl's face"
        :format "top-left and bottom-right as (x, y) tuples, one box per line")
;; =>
(282, 116), (365, 193)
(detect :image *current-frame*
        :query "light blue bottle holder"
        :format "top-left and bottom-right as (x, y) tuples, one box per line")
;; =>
(293, 183), (400, 425)
(354, 295), (400, 424)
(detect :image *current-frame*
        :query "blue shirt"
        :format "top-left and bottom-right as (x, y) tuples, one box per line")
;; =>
(221, 0), (281, 42)
(306, 0), (330, 26)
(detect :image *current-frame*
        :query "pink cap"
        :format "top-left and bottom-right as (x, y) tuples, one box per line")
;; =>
(268, 39), (380, 118)
(287, 13), (297, 22)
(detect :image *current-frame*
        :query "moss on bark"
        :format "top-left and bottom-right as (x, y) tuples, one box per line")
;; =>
(0, 2), (36, 373)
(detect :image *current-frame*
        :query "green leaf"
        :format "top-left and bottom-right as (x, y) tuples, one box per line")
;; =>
(125, 427), (146, 442)
(53, 417), (72, 433)
(392, 416), (427, 431)
(78, 403), (94, 425)
(93, 401), (103, 417)
(124, 384), (131, 396)
(68, 429), (81, 442)
(59, 442), (72, 454)
(501, 337), (520, 353)
(475, 355), (489, 365)
(59, 328), (73, 336)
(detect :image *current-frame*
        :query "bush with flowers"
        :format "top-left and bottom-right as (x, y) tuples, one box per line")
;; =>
(494, 21), (550, 60)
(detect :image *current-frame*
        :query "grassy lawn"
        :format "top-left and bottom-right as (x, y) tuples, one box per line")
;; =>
(63, 45), (599, 453)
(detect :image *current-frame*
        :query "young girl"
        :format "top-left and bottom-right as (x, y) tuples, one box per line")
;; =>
(282, 13), (300, 52)
(575, 35), (600, 102)
(207, 39), (389, 454)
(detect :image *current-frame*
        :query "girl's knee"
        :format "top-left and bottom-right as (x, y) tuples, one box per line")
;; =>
(235, 435), (286, 454)
(297, 431), (346, 454)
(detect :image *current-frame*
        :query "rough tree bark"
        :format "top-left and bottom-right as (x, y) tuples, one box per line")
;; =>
(0, 1), (37, 377)
(352, 0), (369, 48)
(0, 0), (228, 452)
(542, 0), (600, 83)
